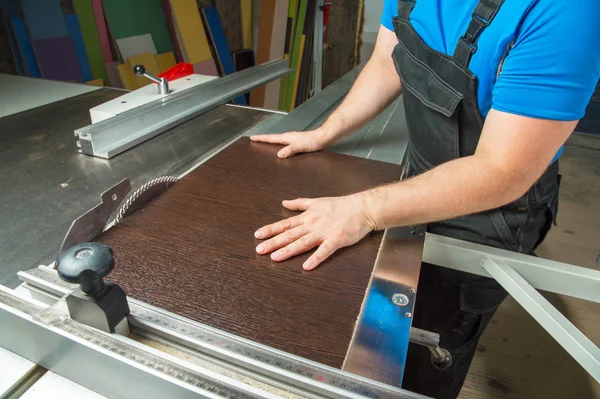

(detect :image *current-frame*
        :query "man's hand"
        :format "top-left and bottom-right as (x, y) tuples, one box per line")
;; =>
(251, 26), (402, 159)
(250, 130), (326, 159)
(254, 194), (376, 270)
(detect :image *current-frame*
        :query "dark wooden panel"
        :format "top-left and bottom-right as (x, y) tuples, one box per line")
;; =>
(98, 137), (402, 367)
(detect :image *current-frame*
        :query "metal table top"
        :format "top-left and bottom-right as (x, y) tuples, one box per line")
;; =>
(0, 67), (411, 289)
(0, 89), (271, 288)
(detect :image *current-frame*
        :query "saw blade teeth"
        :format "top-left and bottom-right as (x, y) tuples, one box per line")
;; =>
(113, 176), (179, 225)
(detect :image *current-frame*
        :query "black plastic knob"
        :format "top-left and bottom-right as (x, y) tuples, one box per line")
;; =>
(57, 242), (115, 298)
(133, 64), (145, 76)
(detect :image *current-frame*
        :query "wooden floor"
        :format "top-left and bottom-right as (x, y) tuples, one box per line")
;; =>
(459, 144), (600, 399)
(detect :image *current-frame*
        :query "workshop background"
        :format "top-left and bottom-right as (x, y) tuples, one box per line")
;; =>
(0, 0), (364, 112)
(0, 1), (599, 398)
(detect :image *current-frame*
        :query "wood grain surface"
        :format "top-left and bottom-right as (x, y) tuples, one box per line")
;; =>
(98, 137), (402, 367)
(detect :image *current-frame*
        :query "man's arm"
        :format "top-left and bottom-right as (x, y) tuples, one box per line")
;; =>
(254, 110), (576, 270)
(316, 26), (402, 145)
(362, 110), (576, 229)
(250, 26), (401, 158)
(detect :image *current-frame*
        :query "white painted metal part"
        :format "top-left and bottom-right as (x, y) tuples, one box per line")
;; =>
(423, 233), (600, 303)
(423, 232), (600, 384)
(89, 74), (217, 124)
(482, 258), (600, 384)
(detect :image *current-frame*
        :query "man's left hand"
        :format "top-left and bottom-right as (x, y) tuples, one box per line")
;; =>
(254, 194), (376, 270)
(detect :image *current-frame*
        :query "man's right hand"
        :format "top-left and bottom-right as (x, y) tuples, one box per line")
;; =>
(250, 130), (327, 159)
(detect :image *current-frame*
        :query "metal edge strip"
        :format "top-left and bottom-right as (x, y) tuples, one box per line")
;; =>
(342, 226), (425, 387)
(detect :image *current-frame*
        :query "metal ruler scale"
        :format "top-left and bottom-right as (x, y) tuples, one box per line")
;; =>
(16, 266), (427, 399)
(0, 287), (275, 399)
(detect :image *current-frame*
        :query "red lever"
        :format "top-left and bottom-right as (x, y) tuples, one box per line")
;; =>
(158, 62), (194, 82)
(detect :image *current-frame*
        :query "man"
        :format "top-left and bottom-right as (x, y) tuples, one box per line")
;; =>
(251, 0), (600, 397)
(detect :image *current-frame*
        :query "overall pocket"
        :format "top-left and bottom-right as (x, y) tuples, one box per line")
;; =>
(392, 41), (464, 166)
(453, 283), (508, 354)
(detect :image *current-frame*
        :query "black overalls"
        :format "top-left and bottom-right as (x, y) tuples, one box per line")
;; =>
(391, 1), (561, 397)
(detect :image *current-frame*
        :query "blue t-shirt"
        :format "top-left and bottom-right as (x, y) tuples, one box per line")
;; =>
(381, 0), (600, 162)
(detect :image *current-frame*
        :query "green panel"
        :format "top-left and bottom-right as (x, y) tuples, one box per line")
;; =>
(284, 0), (308, 111)
(72, 0), (107, 82)
(102, 0), (174, 55)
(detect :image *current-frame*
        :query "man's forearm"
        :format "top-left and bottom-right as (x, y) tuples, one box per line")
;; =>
(318, 58), (402, 145)
(359, 109), (576, 231)
(361, 155), (533, 231)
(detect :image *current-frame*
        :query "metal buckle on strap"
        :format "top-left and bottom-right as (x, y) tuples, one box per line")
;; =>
(474, 14), (490, 27)
(472, 0), (504, 28)
(459, 37), (478, 54)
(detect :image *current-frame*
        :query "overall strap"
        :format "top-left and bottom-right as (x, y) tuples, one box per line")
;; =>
(453, 0), (505, 67)
(397, 0), (416, 20)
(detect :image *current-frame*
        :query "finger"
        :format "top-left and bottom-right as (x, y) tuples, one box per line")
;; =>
(277, 144), (296, 158)
(256, 226), (307, 255)
(254, 216), (302, 239)
(270, 233), (320, 262)
(302, 240), (338, 271)
(250, 133), (291, 144)
(282, 198), (314, 212)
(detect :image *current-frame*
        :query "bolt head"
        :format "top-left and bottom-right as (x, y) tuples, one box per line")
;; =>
(392, 293), (409, 306)
(405, 312), (412, 318)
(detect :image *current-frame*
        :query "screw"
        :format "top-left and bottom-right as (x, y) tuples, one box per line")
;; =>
(405, 312), (412, 318)
(392, 293), (409, 306)
(410, 288), (416, 294)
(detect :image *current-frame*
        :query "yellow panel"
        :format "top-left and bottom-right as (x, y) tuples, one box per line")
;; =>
(126, 52), (160, 88)
(85, 78), (104, 86)
(169, 0), (213, 64)
(117, 63), (137, 90)
(155, 52), (177, 73)
(291, 35), (306, 110)
(240, 0), (252, 49)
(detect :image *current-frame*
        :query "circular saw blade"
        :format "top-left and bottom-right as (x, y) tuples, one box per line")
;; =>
(113, 176), (178, 224)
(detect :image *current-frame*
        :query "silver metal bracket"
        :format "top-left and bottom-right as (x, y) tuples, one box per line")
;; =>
(343, 225), (425, 387)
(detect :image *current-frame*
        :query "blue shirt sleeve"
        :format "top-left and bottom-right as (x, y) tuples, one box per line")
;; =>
(492, 1), (600, 121)
(381, 0), (397, 31)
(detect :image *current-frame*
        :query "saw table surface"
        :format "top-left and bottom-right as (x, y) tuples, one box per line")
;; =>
(96, 137), (403, 368)
(0, 89), (271, 288)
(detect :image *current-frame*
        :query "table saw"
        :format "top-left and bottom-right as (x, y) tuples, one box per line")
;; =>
(1, 63), (599, 399)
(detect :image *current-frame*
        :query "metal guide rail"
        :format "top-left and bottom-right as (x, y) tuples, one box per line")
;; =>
(75, 60), (292, 159)
(3, 266), (429, 399)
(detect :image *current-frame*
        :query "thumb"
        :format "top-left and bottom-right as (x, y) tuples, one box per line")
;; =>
(277, 144), (296, 158)
(283, 198), (314, 211)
